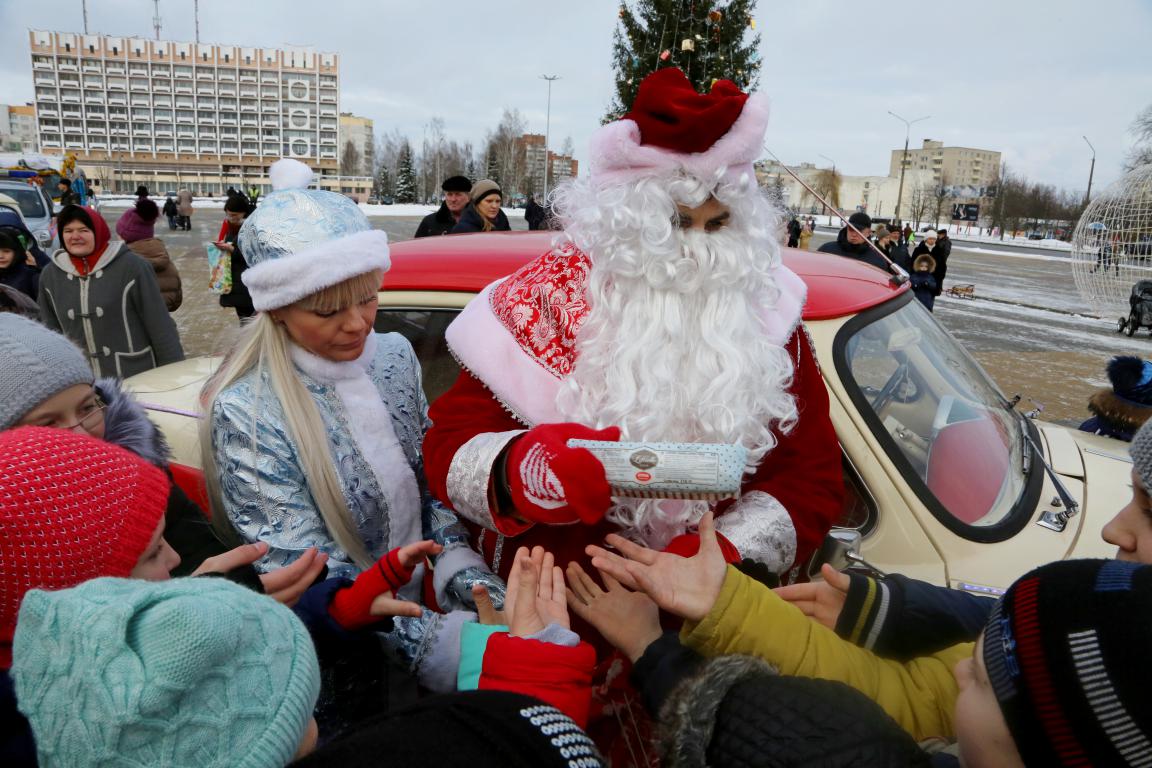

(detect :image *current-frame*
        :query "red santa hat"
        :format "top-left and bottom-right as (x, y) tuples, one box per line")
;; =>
(589, 68), (769, 185)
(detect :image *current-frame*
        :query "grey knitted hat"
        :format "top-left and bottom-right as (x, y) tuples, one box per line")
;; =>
(0, 314), (94, 429)
(469, 179), (502, 205)
(1131, 419), (1152, 491)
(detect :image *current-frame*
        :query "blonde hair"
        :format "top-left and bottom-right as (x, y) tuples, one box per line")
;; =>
(199, 270), (382, 568)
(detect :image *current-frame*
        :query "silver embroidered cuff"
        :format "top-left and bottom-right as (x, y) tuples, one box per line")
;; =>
(716, 490), (797, 574)
(446, 429), (526, 532)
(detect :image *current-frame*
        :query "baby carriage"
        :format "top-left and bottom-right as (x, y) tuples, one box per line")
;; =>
(1119, 279), (1152, 337)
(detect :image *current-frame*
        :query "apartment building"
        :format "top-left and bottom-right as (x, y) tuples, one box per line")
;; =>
(890, 140), (1001, 189)
(338, 112), (374, 177)
(0, 104), (38, 152)
(519, 133), (578, 198)
(28, 29), (348, 195)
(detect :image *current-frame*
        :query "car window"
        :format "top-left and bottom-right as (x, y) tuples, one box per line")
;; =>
(835, 296), (1031, 539)
(0, 187), (47, 219)
(374, 308), (461, 403)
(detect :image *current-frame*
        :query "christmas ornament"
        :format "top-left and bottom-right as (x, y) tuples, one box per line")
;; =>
(681, 38), (695, 52)
(660, 49), (671, 61)
(631, 55), (640, 67)
(749, 17), (756, 29)
(618, 6), (626, 17)
(708, 9), (723, 23)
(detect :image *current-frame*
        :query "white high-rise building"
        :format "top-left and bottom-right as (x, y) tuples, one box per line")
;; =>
(28, 29), (343, 194)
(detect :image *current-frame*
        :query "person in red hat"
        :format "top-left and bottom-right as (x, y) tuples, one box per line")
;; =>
(424, 68), (842, 593)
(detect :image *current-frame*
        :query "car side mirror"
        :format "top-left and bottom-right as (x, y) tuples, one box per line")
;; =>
(808, 528), (887, 579)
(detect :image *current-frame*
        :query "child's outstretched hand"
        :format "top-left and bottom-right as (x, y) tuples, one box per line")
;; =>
(586, 511), (727, 623)
(567, 562), (661, 662)
(330, 539), (442, 629)
(192, 543), (329, 608)
(773, 563), (851, 631)
(505, 546), (571, 638)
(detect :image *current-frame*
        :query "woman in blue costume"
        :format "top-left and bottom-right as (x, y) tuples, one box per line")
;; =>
(200, 159), (502, 693)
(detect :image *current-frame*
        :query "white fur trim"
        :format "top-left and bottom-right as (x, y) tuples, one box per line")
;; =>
(245, 229), (391, 311)
(445, 264), (806, 427)
(717, 490), (797, 573)
(431, 545), (490, 609)
(289, 334), (422, 550)
(589, 91), (770, 184)
(269, 158), (315, 191)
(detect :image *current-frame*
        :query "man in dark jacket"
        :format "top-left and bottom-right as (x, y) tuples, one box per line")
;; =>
(56, 179), (77, 208)
(786, 217), (801, 247)
(933, 228), (952, 296)
(817, 211), (888, 270)
(414, 175), (471, 238)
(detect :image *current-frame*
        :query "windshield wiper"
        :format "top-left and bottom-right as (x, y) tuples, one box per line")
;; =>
(1022, 428), (1080, 532)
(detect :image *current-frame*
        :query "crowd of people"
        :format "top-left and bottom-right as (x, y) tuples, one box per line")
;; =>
(0, 68), (1148, 768)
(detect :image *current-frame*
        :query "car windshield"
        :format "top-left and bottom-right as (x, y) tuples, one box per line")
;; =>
(837, 298), (1027, 530)
(0, 186), (46, 220)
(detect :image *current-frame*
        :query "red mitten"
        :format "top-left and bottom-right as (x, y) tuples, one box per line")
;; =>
(665, 531), (742, 564)
(328, 547), (415, 630)
(504, 423), (621, 525)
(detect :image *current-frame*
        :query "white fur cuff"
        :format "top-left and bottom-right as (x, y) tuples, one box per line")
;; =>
(244, 229), (391, 311)
(716, 490), (797, 574)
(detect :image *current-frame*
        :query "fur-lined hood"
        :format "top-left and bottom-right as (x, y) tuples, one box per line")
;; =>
(93, 376), (170, 468)
(913, 253), (937, 273)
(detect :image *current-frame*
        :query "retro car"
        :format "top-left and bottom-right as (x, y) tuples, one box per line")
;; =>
(126, 232), (1128, 593)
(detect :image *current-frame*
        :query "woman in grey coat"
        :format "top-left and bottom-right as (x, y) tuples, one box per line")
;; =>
(37, 205), (184, 378)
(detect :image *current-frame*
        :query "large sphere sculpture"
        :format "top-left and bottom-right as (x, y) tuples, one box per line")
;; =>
(1071, 164), (1152, 330)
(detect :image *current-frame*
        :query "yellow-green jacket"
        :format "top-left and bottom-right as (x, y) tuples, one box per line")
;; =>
(680, 566), (970, 742)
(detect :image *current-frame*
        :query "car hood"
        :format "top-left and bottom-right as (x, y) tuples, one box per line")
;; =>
(1040, 423), (1130, 560)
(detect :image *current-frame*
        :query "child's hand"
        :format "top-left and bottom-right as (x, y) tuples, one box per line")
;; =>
(503, 546), (571, 638)
(567, 562), (660, 662)
(330, 540), (441, 628)
(773, 564), (851, 631)
(192, 544), (329, 608)
(586, 511), (727, 623)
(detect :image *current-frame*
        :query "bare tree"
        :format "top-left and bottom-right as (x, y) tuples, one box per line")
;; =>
(560, 136), (576, 158)
(339, 140), (361, 177)
(813, 168), (841, 221)
(484, 108), (528, 196)
(931, 171), (952, 229)
(1126, 104), (1152, 171)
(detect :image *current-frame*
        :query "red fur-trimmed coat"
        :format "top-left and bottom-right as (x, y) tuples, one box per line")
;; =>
(423, 244), (843, 588)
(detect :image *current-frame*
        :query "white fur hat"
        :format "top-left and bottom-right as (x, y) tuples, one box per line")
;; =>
(239, 158), (390, 311)
(588, 68), (770, 186)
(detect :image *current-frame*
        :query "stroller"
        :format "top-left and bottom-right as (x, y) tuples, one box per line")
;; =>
(1119, 280), (1152, 337)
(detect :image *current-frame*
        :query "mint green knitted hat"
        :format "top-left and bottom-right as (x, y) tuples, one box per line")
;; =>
(12, 577), (320, 768)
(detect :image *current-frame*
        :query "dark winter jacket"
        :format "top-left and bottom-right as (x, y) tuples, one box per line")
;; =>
(39, 237), (184, 378)
(0, 670), (34, 767)
(57, 187), (78, 208)
(162, 197), (178, 218)
(125, 238), (183, 312)
(833, 572), (995, 662)
(0, 212), (48, 268)
(450, 205), (511, 234)
(217, 223), (254, 314)
(818, 227), (890, 270)
(525, 199), (548, 231)
(414, 202), (459, 238)
(634, 635), (931, 767)
(910, 271), (937, 311)
(913, 241), (949, 296)
(0, 231), (38, 301)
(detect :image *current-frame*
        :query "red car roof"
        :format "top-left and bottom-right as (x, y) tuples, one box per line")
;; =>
(385, 231), (907, 320)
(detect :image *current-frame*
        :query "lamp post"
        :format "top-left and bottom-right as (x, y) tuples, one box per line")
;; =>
(888, 111), (930, 225)
(818, 154), (836, 225)
(1082, 135), (1096, 208)
(540, 74), (560, 203)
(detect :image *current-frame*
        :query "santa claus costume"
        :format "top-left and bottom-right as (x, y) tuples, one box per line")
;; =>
(424, 69), (843, 591)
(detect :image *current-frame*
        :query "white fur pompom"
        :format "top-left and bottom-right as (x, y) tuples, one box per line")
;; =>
(269, 158), (314, 191)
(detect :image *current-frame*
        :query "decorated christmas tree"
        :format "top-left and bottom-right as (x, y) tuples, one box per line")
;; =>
(607, 0), (761, 120)
(395, 141), (416, 203)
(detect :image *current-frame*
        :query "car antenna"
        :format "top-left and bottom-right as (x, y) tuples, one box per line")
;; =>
(762, 148), (909, 287)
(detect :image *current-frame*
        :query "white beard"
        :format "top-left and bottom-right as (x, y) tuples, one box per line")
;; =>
(553, 173), (798, 548)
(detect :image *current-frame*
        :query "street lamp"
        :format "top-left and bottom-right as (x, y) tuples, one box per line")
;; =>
(1083, 135), (1096, 208)
(818, 154), (836, 225)
(540, 74), (560, 204)
(888, 111), (930, 225)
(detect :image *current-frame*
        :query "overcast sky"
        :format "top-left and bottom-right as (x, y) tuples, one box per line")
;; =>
(1, 0), (1149, 193)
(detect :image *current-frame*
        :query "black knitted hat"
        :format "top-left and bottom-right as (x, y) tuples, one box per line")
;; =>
(292, 690), (603, 768)
(659, 655), (929, 767)
(982, 559), (1152, 767)
(441, 175), (472, 192)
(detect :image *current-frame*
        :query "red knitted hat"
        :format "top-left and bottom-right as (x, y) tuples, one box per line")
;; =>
(589, 68), (770, 185)
(0, 426), (169, 668)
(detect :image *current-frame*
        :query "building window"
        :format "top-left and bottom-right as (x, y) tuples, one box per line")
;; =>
(65, 43), (71, 51)
(112, 46), (118, 54)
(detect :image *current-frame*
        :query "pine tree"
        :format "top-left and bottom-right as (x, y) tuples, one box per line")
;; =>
(484, 145), (502, 187)
(395, 141), (416, 203)
(373, 164), (392, 198)
(607, 0), (761, 121)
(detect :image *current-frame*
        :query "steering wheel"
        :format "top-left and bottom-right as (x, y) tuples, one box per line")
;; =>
(870, 362), (909, 414)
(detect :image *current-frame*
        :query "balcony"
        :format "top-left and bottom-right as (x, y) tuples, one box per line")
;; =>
(240, 117), (257, 126)
(88, 140), (107, 149)
(153, 98), (172, 108)
(218, 71), (236, 81)
(176, 129), (194, 139)
(57, 62), (78, 72)
(33, 60), (54, 71)
(173, 69), (193, 79)
(220, 116), (237, 126)
(130, 83), (149, 92)
(175, 99), (194, 109)
(155, 128), (173, 137)
(219, 86), (236, 96)
(107, 81), (126, 91)
(199, 131), (217, 140)
(129, 67), (148, 77)
(108, 95), (126, 106)
(242, 147), (258, 155)
(319, 93), (337, 104)
(177, 144), (196, 154)
(84, 94), (105, 105)
(241, 133), (259, 142)
(239, 73), (257, 83)
(105, 65), (125, 75)
(197, 115), (214, 124)
(261, 119), (279, 129)
(41, 139), (62, 148)
(154, 82), (170, 92)
(196, 69), (214, 80)
(196, 86), (215, 95)
(260, 74), (278, 84)
(174, 84), (193, 94)
(35, 75), (56, 86)
(319, 79), (336, 89)
(176, 115), (194, 124)
(319, 107), (336, 117)
(239, 88), (257, 98)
